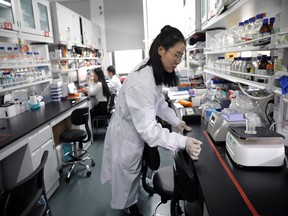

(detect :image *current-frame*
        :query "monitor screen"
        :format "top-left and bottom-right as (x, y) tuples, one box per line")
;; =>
(77, 68), (88, 86)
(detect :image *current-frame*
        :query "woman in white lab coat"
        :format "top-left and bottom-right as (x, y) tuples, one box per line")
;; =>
(100, 25), (202, 215)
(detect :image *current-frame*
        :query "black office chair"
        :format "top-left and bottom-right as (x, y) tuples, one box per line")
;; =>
(141, 143), (176, 216)
(141, 144), (161, 196)
(91, 93), (116, 135)
(60, 107), (95, 182)
(0, 150), (52, 216)
(170, 148), (201, 216)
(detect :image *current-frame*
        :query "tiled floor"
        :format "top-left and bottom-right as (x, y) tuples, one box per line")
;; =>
(49, 127), (175, 216)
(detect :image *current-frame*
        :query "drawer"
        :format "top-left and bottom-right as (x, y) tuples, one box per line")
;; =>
(29, 125), (52, 152)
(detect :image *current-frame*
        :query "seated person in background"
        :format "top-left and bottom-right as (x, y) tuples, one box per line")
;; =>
(107, 65), (122, 94)
(87, 68), (110, 115)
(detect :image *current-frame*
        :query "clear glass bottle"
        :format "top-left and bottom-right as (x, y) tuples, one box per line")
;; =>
(6, 47), (13, 63)
(252, 13), (264, 40)
(256, 55), (269, 83)
(13, 47), (20, 64)
(0, 47), (7, 65)
(244, 17), (256, 41)
(269, 17), (275, 34)
(258, 18), (271, 45)
(235, 22), (244, 43)
(241, 20), (249, 41)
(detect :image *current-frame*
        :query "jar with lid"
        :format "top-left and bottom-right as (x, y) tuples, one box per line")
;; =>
(0, 47), (7, 65)
(244, 17), (256, 41)
(256, 55), (269, 83)
(269, 17), (275, 34)
(235, 22), (244, 43)
(258, 18), (271, 45)
(252, 13), (264, 40)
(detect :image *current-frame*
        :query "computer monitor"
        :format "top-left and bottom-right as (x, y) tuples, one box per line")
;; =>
(77, 68), (88, 87)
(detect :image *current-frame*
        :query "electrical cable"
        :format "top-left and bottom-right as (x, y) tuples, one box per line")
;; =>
(238, 83), (274, 100)
(265, 99), (274, 125)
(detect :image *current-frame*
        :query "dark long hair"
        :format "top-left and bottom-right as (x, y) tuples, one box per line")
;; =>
(137, 25), (185, 87)
(93, 68), (110, 98)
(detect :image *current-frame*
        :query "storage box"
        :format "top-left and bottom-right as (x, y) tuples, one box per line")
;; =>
(0, 103), (16, 118)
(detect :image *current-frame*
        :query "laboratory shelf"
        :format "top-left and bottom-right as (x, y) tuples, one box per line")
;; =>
(0, 61), (51, 69)
(201, 0), (282, 31)
(204, 66), (269, 89)
(0, 78), (52, 93)
(204, 35), (275, 54)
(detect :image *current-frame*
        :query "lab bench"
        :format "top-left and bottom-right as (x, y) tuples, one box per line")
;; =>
(0, 97), (91, 198)
(185, 121), (288, 216)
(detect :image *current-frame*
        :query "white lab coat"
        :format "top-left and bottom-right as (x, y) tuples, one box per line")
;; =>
(100, 59), (187, 209)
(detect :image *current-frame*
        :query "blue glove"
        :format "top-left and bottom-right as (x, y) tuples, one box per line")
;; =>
(278, 75), (288, 95)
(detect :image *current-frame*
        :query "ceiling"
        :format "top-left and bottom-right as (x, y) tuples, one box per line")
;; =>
(47, 0), (87, 2)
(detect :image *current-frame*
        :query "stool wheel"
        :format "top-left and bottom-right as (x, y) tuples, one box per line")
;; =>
(87, 171), (91, 177)
(65, 176), (70, 183)
(91, 160), (95, 167)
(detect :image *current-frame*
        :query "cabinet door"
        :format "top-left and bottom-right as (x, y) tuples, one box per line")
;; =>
(91, 22), (101, 49)
(31, 139), (59, 196)
(71, 12), (81, 45)
(0, 0), (19, 31)
(81, 16), (92, 46)
(36, 0), (53, 38)
(54, 3), (81, 44)
(18, 0), (40, 35)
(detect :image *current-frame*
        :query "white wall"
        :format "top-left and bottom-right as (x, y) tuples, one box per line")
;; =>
(60, 0), (90, 20)
(143, 0), (185, 68)
(145, 0), (184, 49)
(103, 0), (144, 52)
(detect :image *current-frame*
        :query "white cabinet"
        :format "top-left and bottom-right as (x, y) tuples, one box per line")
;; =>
(0, 0), (53, 43)
(17, 0), (53, 41)
(91, 23), (101, 49)
(29, 124), (59, 198)
(0, 0), (19, 33)
(183, 0), (201, 38)
(50, 2), (81, 46)
(81, 16), (92, 46)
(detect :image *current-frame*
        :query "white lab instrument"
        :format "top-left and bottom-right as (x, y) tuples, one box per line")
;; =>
(226, 127), (285, 167)
(207, 112), (245, 142)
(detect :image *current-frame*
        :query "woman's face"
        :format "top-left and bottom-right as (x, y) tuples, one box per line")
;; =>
(158, 41), (185, 73)
(93, 73), (99, 82)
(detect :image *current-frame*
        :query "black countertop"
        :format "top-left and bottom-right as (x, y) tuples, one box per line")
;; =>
(185, 121), (288, 216)
(0, 98), (88, 150)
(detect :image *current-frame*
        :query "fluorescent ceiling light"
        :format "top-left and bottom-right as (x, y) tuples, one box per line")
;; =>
(0, 0), (11, 8)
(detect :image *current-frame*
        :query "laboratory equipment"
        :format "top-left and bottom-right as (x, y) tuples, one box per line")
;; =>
(245, 112), (257, 134)
(226, 126), (285, 167)
(207, 111), (245, 142)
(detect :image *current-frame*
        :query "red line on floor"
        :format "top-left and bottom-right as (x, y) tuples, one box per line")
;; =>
(203, 130), (259, 216)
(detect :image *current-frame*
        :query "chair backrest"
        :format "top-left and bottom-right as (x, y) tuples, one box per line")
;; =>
(106, 93), (116, 114)
(0, 151), (50, 216)
(70, 107), (91, 143)
(173, 148), (199, 203)
(141, 143), (161, 194)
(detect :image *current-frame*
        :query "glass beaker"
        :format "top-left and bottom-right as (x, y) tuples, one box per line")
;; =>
(245, 113), (257, 134)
